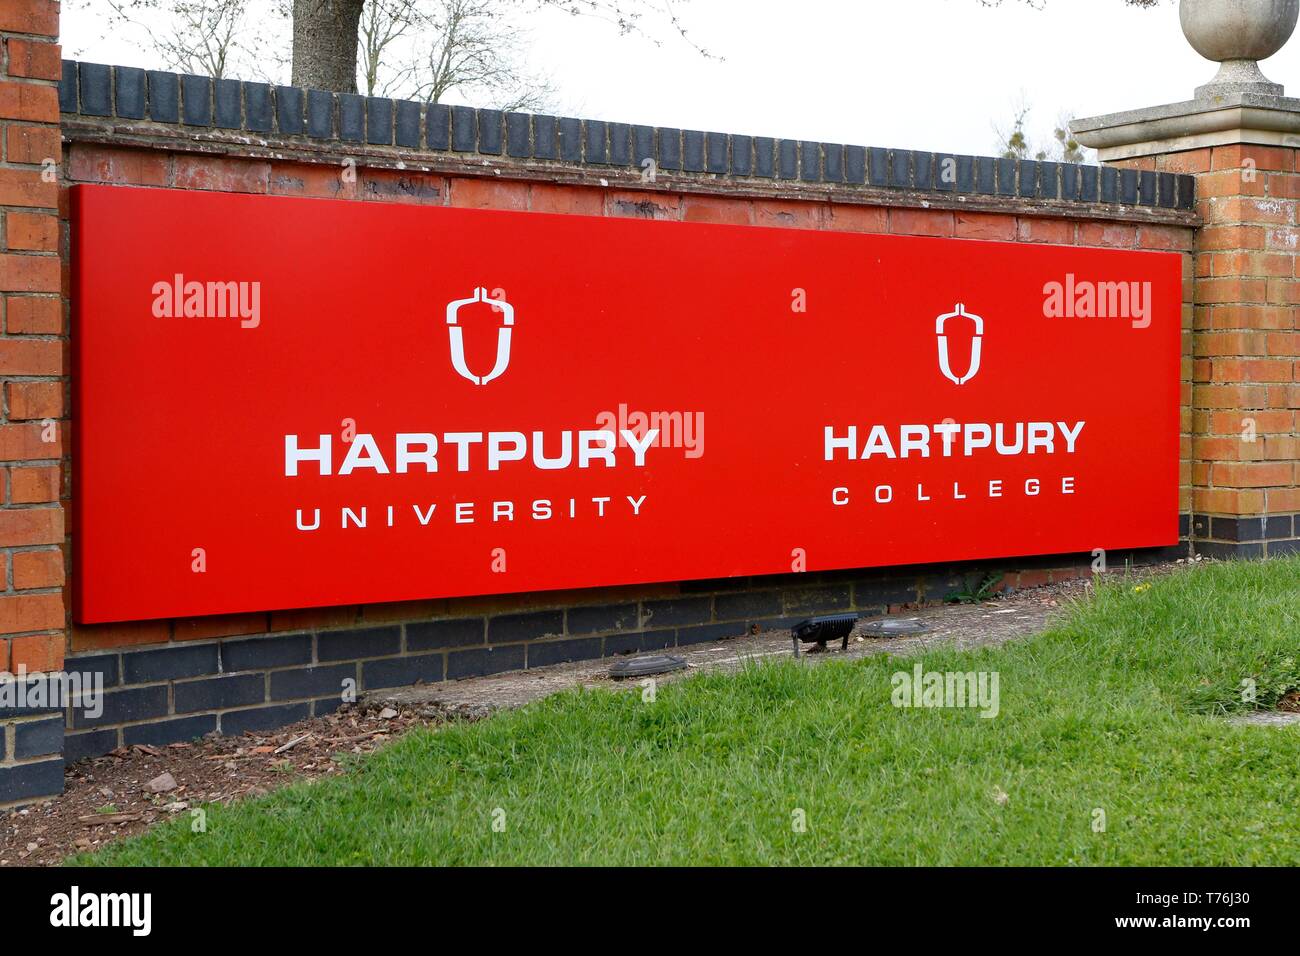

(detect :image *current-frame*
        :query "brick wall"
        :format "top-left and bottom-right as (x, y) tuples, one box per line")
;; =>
(0, 45), (1203, 803)
(0, 0), (66, 807)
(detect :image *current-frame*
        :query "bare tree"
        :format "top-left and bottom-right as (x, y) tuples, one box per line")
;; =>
(79, 0), (706, 108)
(371, 0), (554, 108)
(96, 0), (268, 79)
(357, 0), (422, 94)
(995, 99), (1092, 164)
(294, 0), (709, 94)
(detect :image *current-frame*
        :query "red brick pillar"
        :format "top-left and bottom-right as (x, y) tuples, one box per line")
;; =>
(1077, 107), (1300, 558)
(1105, 144), (1299, 557)
(0, 0), (66, 806)
(1186, 144), (1299, 555)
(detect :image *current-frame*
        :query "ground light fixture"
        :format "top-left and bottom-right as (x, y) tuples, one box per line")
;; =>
(791, 614), (861, 657)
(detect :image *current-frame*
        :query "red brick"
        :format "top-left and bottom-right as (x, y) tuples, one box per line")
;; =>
(10, 465), (59, 503)
(1210, 358), (1293, 383)
(71, 620), (170, 652)
(4, 210), (56, 251)
(1264, 435), (1300, 459)
(753, 199), (821, 230)
(889, 208), (954, 237)
(0, 337), (59, 373)
(1213, 461), (1294, 487)
(173, 613), (269, 641)
(68, 144), (170, 186)
(1205, 303), (1294, 330)
(1195, 487), (1265, 515)
(268, 161), (356, 200)
(1267, 173), (1300, 199)
(1197, 168), (1267, 199)
(1205, 196), (1293, 227)
(358, 169), (445, 204)
(1267, 332), (1300, 355)
(1211, 252), (1292, 278)
(4, 124), (58, 165)
(682, 195), (752, 226)
(953, 212), (1015, 241)
(1076, 222), (1137, 248)
(0, 422), (60, 460)
(6, 380), (60, 419)
(0, 168), (56, 207)
(1016, 218), (1074, 245)
(0, 507), (60, 546)
(10, 633), (62, 672)
(1264, 227), (1299, 253)
(12, 549), (62, 589)
(1268, 383), (1300, 408)
(0, 1), (59, 35)
(529, 182), (604, 216)
(1193, 436), (1251, 460)
(0, 592), (63, 635)
(1269, 488), (1300, 511)
(449, 177), (528, 210)
(1137, 225), (1193, 251)
(0, 80), (57, 122)
(1267, 278), (1300, 305)
(825, 204), (888, 233)
(1195, 383), (1267, 408)
(1194, 331), (1268, 356)
(0, 252), (58, 292)
(1203, 409), (1293, 433)
(1212, 144), (1293, 173)
(1157, 149), (1212, 174)
(1197, 224), (1266, 251)
(269, 605), (358, 632)
(605, 190), (679, 220)
(5, 295), (59, 333)
(1194, 277), (1267, 304)
(5, 38), (61, 79)
(174, 156), (270, 194)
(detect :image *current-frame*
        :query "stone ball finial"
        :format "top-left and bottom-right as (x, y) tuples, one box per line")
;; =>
(1181, 0), (1299, 97)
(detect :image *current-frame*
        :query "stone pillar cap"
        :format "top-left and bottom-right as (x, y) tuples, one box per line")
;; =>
(1073, 92), (1300, 161)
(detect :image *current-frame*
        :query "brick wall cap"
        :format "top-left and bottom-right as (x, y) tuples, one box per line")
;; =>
(58, 60), (1197, 222)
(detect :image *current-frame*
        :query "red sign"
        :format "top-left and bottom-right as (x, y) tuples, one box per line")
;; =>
(72, 184), (1181, 623)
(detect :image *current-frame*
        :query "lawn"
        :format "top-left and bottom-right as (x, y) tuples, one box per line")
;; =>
(76, 558), (1300, 866)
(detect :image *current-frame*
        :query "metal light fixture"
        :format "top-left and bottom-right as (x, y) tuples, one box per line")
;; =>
(791, 614), (859, 657)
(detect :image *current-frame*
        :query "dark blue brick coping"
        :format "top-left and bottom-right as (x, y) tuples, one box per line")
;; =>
(56, 60), (1196, 213)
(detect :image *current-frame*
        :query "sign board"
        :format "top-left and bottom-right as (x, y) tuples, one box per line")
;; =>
(72, 184), (1181, 623)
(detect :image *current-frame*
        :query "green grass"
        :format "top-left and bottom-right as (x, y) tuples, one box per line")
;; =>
(75, 558), (1300, 866)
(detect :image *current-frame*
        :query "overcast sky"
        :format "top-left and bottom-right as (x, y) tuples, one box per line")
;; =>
(61, 0), (1300, 158)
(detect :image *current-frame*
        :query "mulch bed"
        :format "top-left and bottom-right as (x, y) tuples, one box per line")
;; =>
(0, 701), (470, 867)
